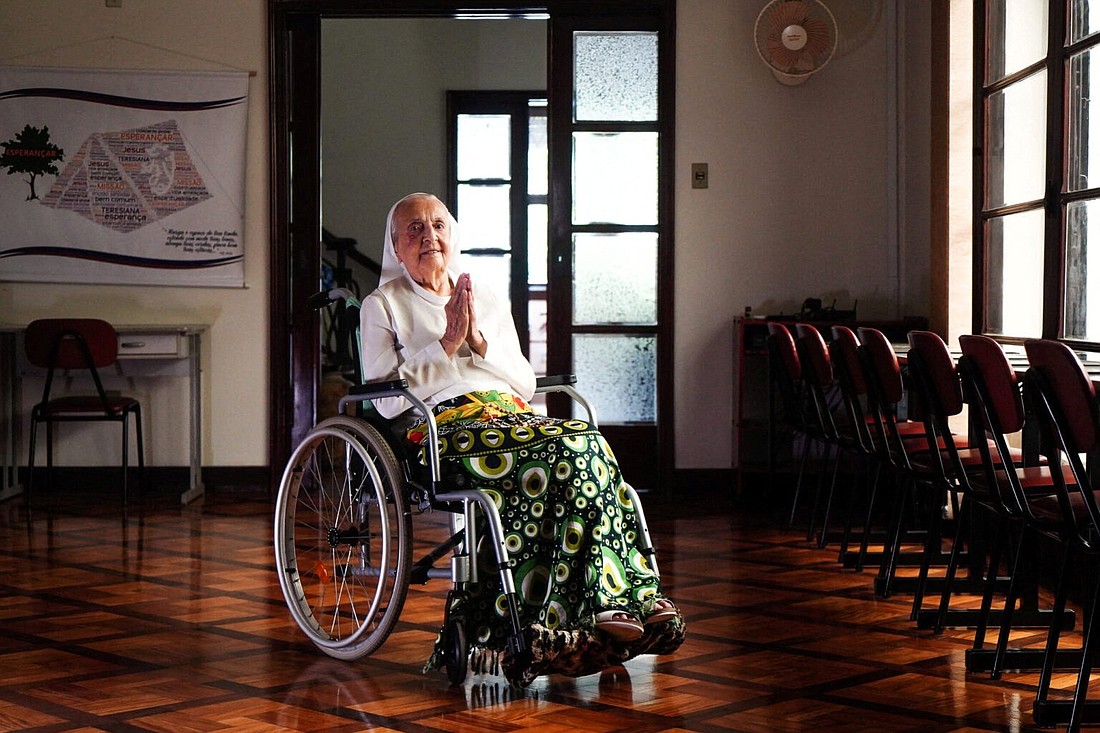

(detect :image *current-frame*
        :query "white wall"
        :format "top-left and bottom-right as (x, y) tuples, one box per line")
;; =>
(0, 0), (932, 475)
(674, 0), (930, 468)
(0, 0), (269, 467)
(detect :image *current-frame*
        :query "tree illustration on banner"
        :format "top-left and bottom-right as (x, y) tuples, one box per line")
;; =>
(0, 124), (65, 201)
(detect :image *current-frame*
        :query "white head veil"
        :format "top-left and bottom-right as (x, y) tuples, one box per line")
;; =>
(379, 192), (461, 288)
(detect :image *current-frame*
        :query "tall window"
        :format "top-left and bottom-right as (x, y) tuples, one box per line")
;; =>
(978, 1), (1100, 342)
(448, 91), (547, 374)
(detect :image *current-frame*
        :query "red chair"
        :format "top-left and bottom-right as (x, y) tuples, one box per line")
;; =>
(793, 323), (845, 544)
(903, 330), (979, 621)
(765, 322), (816, 527)
(25, 318), (145, 507)
(857, 326), (947, 598)
(1022, 338), (1100, 731)
(828, 325), (882, 568)
(956, 335), (1069, 679)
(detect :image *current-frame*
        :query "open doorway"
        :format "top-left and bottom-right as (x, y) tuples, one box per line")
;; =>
(269, 1), (675, 487)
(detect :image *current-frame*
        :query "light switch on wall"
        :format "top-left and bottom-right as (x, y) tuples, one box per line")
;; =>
(691, 163), (708, 189)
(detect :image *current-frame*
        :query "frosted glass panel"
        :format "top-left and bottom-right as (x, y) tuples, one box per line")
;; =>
(574, 32), (658, 122)
(572, 132), (658, 225)
(573, 233), (657, 324)
(457, 114), (510, 180)
(573, 335), (655, 424)
(457, 184), (510, 250)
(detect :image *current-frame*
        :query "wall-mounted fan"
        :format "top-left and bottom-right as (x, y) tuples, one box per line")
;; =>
(754, 0), (839, 86)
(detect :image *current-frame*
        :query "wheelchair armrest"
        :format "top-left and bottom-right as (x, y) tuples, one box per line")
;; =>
(534, 374), (598, 427)
(339, 378), (443, 486)
(347, 378), (409, 397)
(535, 374), (576, 389)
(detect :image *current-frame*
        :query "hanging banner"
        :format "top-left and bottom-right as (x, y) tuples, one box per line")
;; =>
(0, 66), (248, 287)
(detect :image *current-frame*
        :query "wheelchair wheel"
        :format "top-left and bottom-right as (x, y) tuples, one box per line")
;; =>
(274, 415), (412, 660)
(442, 617), (468, 686)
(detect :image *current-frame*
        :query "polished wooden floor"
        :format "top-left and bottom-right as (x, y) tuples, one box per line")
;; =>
(0, 478), (1091, 732)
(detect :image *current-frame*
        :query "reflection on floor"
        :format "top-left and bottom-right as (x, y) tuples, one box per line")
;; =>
(0, 481), (1085, 732)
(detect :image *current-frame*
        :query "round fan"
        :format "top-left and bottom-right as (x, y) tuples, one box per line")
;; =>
(754, 0), (838, 86)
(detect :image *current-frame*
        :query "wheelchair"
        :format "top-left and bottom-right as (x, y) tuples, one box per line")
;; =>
(273, 288), (662, 685)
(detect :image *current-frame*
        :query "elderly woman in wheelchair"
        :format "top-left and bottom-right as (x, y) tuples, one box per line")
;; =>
(274, 193), (683, 687)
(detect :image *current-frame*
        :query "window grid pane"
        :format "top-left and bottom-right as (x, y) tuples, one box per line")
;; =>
(1064, 198), (1100, 339)
(457, 114), (511, 181)
(456, 184), (511, 251)
(1068, 0), (1100, 45)
(572, 132), (658, 225)
(985, 71), (1047, 209)
(985, 0), (1047, 84)
(573, 334), (656, 424)
(1067, 48), (1100, 193)
(572, 233), (657, 325)
(528, 106), (548, 196)
(984, 209), (1045, 337)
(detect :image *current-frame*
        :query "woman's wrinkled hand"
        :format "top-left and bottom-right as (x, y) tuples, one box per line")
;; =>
(440, 273), (485, 357)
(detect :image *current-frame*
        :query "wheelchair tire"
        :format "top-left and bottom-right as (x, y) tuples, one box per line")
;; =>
(442, 618), (468, 686)
(274, 416), (412, 660)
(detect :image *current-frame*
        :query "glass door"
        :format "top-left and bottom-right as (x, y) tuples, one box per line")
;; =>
(549, 12), (674, 485)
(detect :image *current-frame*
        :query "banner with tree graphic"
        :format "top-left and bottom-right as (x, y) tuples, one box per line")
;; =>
(0, 67), (248, 287)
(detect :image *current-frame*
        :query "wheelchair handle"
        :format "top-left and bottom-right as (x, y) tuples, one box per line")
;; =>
(535, 374), (598, 427)
(307, 287), (356, 310)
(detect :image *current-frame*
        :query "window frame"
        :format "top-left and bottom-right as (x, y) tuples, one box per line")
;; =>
(975, 0), (1100, 346)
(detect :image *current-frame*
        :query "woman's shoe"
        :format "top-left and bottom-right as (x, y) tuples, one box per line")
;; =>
(595, 610), (644, 641)
(645, 599), (678, 625)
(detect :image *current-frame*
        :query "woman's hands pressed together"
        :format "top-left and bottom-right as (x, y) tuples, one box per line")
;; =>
(440, 272), (487, 357)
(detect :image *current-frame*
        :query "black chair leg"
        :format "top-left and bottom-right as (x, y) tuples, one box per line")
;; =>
(856, 462), (884, 572)
(27, 418), (39, 509)
(838, 455), (872, 563)
(122, 417), (130, 507)
(135, 408), (145, 503)
(788, 435), (813, 528)
(991, 527), (1027, 679)
(911, 483), (947, 621)
(817, 446), (848, 549)
(1035, 548), (1075, 715)
(877, 474), (911, 598)
(1067, 569), (1100, 732)
(933, 499), (973, 633)
(965, 516), (1008, 641)
(45, 420), (54, 502)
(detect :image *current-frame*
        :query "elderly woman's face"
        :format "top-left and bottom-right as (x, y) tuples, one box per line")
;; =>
(392, 196), (453, 292)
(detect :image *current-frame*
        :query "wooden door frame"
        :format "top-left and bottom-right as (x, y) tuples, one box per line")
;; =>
(268, 0), (675, 487)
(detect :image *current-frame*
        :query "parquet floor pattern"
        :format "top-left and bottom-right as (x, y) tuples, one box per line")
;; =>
(0, 484), (1088, 732)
